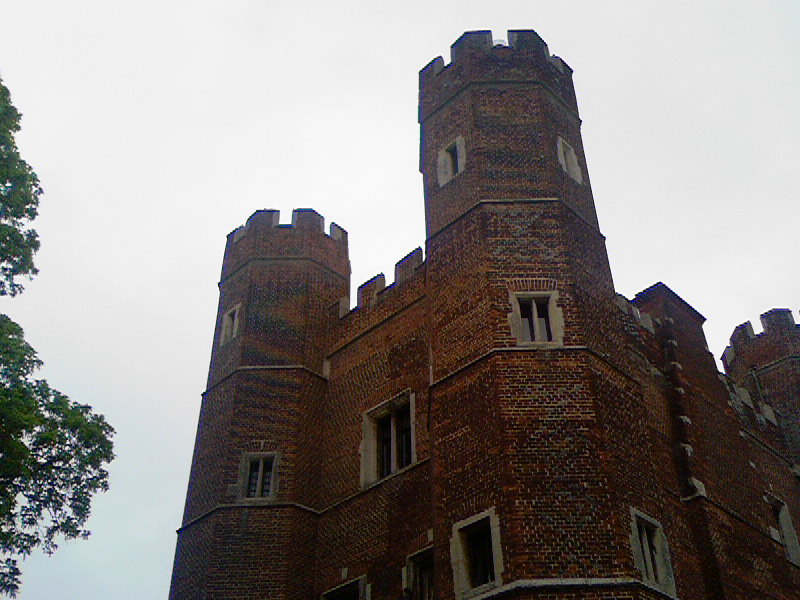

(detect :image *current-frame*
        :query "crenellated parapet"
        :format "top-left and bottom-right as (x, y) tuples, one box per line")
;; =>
(328, 247), (426, 354)
(337, 247), (425, 315)
(722, 308), (800, 377)
(419, 29), (577, 123)
(221, 208), (350, 282)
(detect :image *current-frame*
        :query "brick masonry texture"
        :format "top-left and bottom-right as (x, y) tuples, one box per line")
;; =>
(169, 30), (800, 600)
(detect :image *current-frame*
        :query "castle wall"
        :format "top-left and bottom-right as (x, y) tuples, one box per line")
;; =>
(170, 29), (800, 600)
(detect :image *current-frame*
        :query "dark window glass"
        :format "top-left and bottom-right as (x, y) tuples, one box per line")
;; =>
(377, 414), (393, 478)
(259, 457), (273, 497)
(464, 518), (494, 587)
(246, 459), (260, 497)
(324, 581), (360, 600)
(245, 456), (273, 498)
(446, 144), (459, 175)
(396, 404), (412, 469)
(519, 299), (535, 341)
(637, 519), (659, 581)
(411, 549), (434, 600)
(534, 297), (552, 341)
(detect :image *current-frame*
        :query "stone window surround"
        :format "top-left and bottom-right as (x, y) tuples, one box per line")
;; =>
(360, 391), (417, 488)
(556, 136), (583, 184)
(220, 303), (242, 346)
(765, 493), (800, 566)
(437, 136), (466, 186)
(629, 507), (677, 596)
(450, 507), (504, 598)
(321, 576), (370, 600)
(236, 452), (278, 503)
(508, 290), (564, 346)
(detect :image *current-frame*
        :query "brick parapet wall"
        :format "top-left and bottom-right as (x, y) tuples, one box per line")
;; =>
(722, 308), (800, 467)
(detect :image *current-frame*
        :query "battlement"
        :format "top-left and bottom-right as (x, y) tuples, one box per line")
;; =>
(221, 208), (350, 281)
(614, 293), (655, 334)
(419, 29), (577, 121)
(226, 208), (348, 246)
(334, 247), (425, 318)
(721, 308), (800, 371)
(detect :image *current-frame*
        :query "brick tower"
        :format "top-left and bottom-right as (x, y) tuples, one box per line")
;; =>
(169, 209), (349, 598)
(170, 30), (800, 600)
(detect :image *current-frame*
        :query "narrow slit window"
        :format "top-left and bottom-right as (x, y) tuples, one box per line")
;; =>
(446, 144), (459, 177)
(769, 497), (800, 565)
(637, 519), (659, 582)
(630, 509), (675, 595)
(220, 305), (240, 345)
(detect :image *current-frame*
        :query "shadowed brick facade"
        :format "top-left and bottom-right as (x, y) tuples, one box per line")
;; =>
(169, 30), (800, 600)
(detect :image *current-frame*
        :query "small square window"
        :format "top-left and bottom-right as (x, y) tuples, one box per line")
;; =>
(629, 509), (675, 595)
(509, 292), (563, 346)
(437, 136), (466, 186)
(238, 453), (276, 501)
(220, 304), (241, 345)
(450, 508), (503, 597)
(557, 137), (583, 184)
(361, 393), (416, 486)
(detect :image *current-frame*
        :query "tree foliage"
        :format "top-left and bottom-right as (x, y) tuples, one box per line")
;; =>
(0, 79), (40, 297)
(0, 77), (114, 596)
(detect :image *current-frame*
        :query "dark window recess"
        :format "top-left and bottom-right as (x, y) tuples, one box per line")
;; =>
(464, 518), (495, 587)
(637, 519), (660, 582)
(446, 143), (459, 176)
(519, 297), (553, 342)
(245, 456), (273, 498)
(535, 297), (552, 341)
(411, 549), (434, 600)
(397, 403), (412, 469)
(323, 581), (360, 600)
(377, 414), (393, 479)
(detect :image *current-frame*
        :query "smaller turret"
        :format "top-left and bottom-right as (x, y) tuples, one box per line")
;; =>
(722, 308), (800, 465)
(209, 208), (350, 387)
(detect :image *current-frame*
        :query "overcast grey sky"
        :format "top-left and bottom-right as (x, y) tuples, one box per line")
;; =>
(0, 1), (798, 598)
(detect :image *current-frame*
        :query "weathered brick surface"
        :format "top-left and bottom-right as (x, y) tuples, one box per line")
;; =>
(170, 30), (800, 600)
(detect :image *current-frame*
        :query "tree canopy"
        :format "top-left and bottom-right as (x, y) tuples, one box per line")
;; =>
(0, 77), (114, 597)
(0, 79), (40, 297)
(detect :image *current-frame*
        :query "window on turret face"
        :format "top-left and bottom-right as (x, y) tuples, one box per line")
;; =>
(517, 296), (554, 343)
(557, 137), (583, 184)
(464, 518), (494, 587)
(767, 496), (800, 565)
(630, 509), (675, 595)
(437, 136), (466, 186)
(450, 508), (503, 596)
(220, 304), (241, 345)
(361, 392), (416, 487)
(238, 453), (276, 501)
